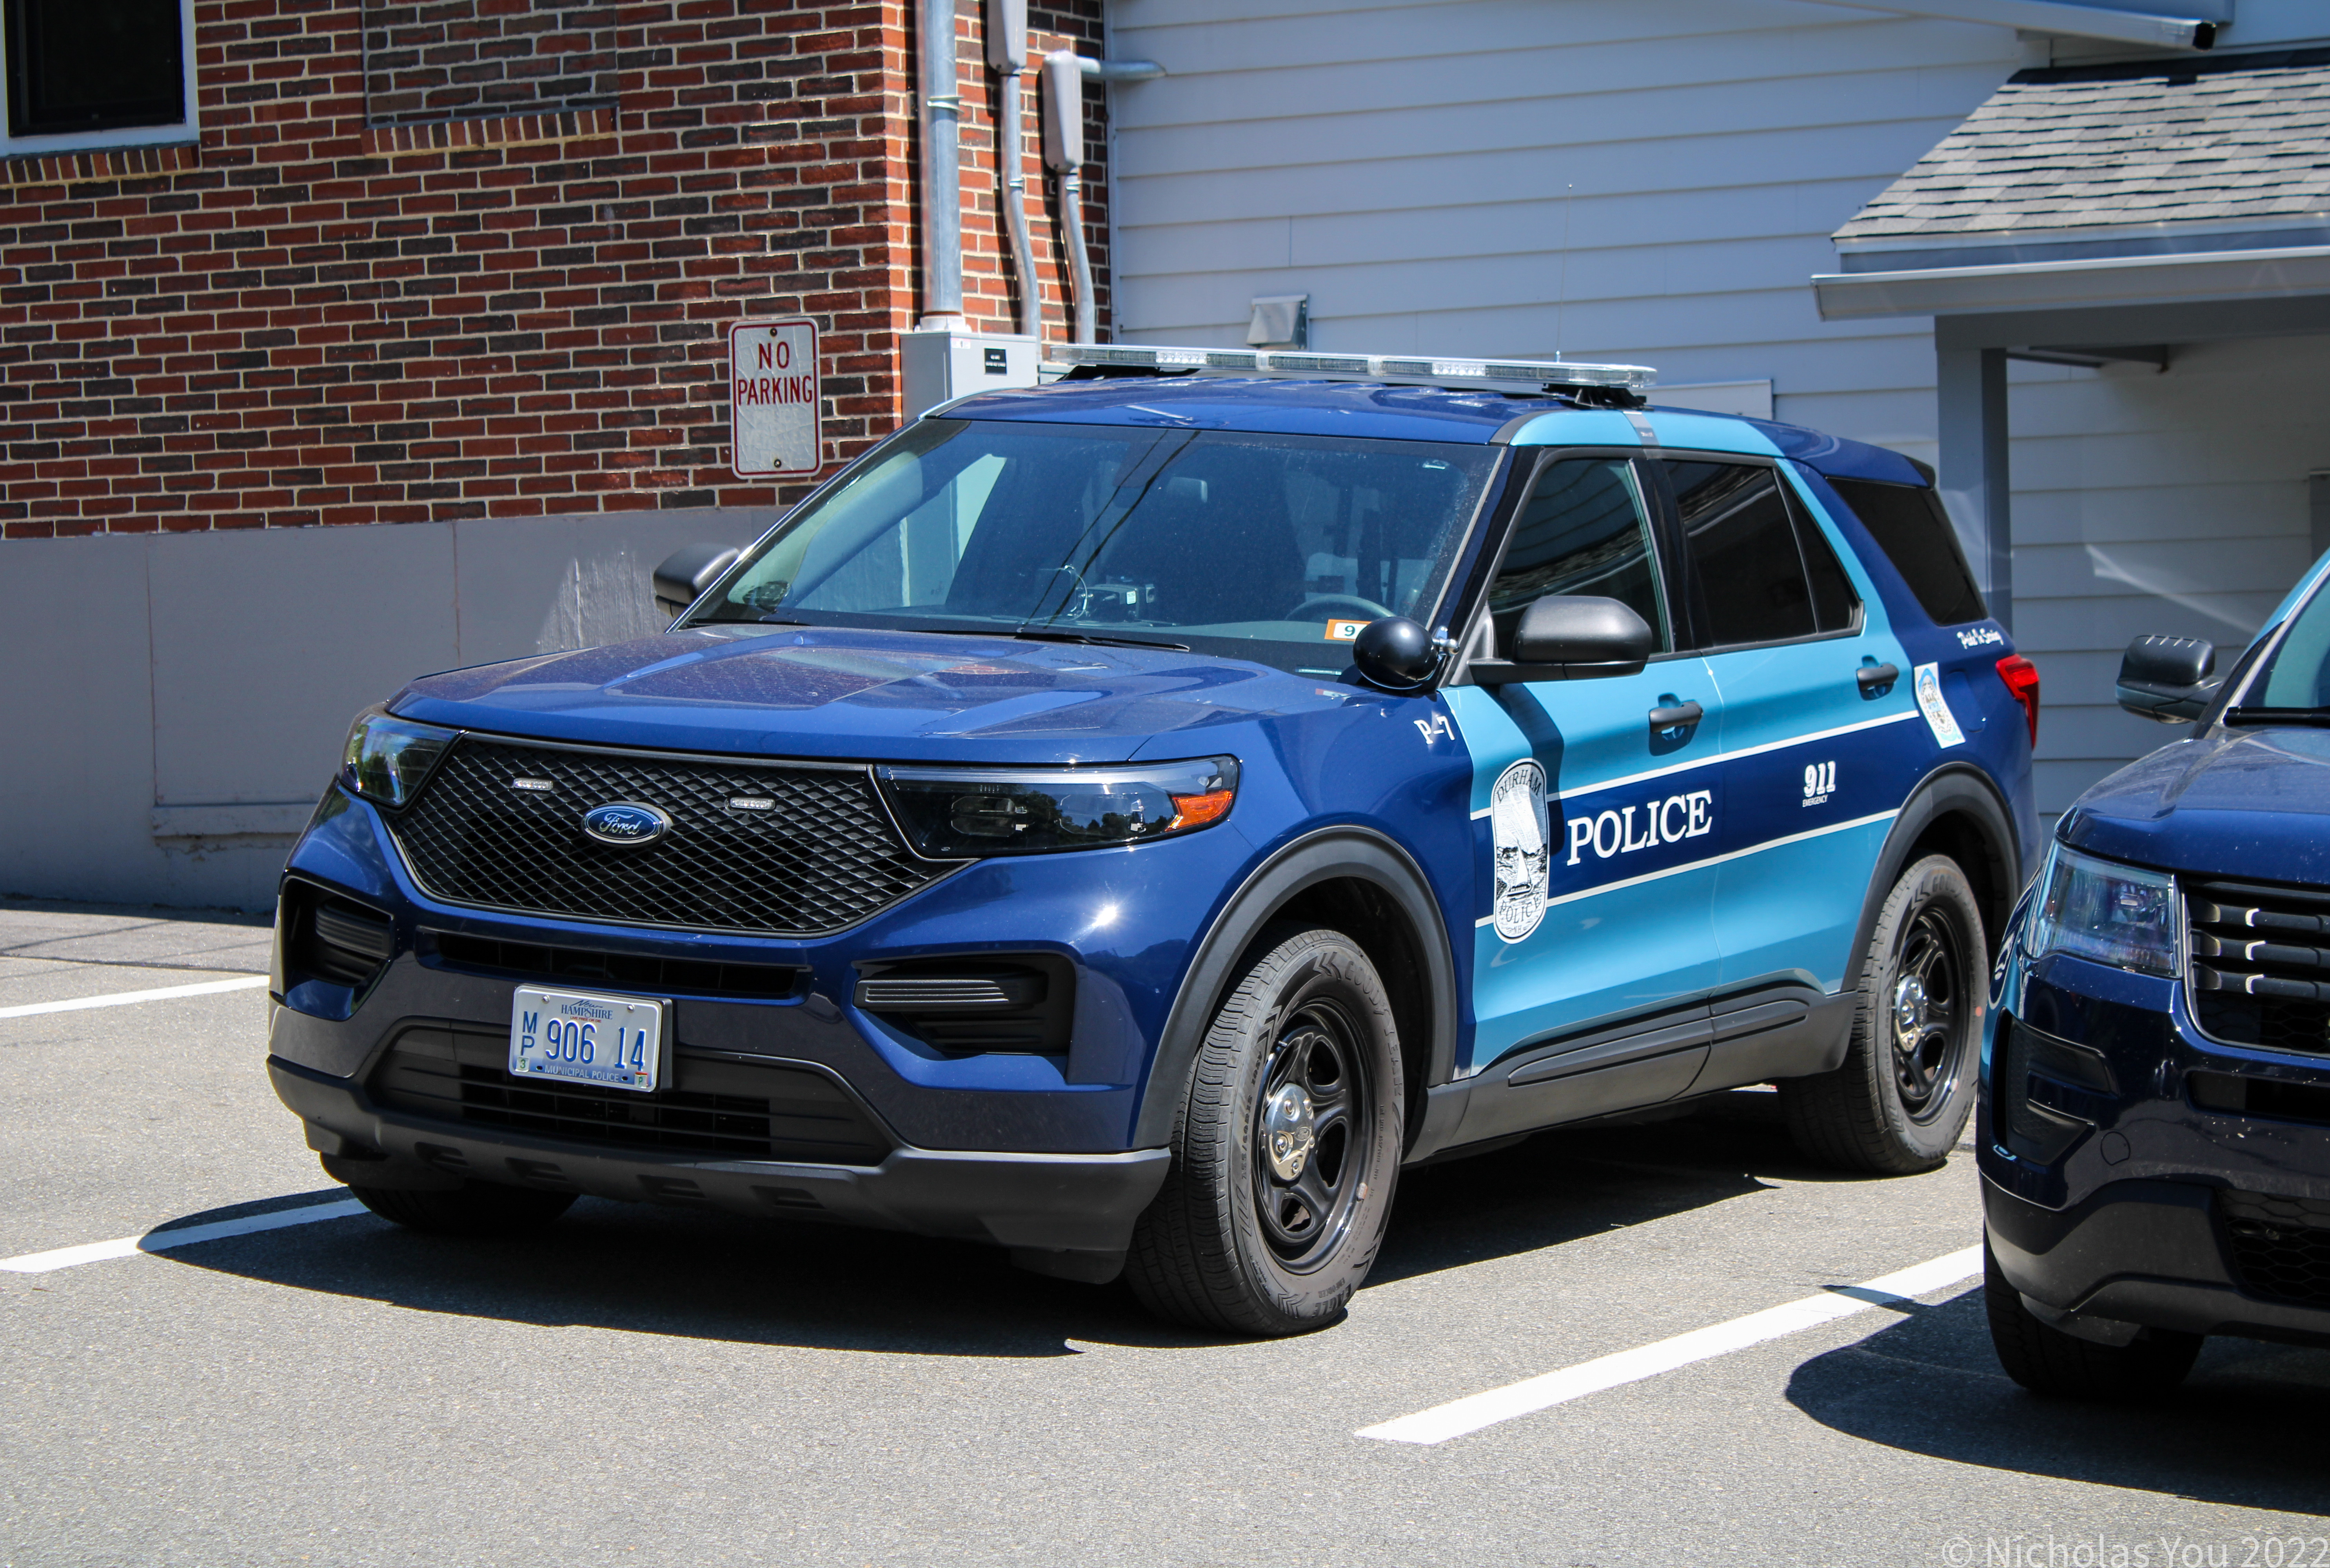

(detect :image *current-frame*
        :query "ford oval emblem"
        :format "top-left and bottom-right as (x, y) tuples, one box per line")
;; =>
(581, 802), (671, 847)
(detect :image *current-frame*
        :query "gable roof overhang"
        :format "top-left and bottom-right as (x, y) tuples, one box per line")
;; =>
(1814, 47), (2330, 328)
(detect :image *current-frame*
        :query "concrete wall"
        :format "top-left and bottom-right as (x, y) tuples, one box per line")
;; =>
(0, 510), (770, 910)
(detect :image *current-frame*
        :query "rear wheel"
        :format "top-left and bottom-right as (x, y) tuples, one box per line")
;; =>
(1126, 924), (1404, 1336)
(1781, 853), (1983, 1174)
(349, 1180), (577, 1236)
(1983, 1241), (2200, 1398)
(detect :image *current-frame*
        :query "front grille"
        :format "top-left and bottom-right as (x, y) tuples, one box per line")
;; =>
(2218, 1188), (2330, 1308)
(426, 931), (801, 1000)
(2187, 880), (2330, 1054)
(370, 1025), (893, 1165)
(387, 738), (951, 936)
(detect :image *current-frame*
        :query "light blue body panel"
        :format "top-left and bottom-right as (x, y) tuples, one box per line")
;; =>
(1446, 664), (1727, 1077)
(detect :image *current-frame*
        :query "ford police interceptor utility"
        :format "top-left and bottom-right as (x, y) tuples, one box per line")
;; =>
(269, 346), (2040, 1335)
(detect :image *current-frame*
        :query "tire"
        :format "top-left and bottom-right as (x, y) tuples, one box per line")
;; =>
(1126, 924), (1405, 1336)
(1983, 1240), (2200, 1398)
(1781, 853), (1984, 1174)
(349, 1180), (578, 1236)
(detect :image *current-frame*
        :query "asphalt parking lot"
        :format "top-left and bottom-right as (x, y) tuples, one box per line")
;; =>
(2, 901), (2326, 1568)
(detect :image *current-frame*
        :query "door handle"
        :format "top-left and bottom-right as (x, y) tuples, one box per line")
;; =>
(1648, 700), (1704, 731)
(1856, 662), (1900, 693)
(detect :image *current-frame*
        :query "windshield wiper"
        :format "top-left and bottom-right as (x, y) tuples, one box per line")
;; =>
(1009, 627), (1191, 652)
(2225, 706), (2330, 726)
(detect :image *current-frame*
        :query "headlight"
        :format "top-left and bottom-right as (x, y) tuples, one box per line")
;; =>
(2027, 842), (2179, 978)
(340, 706), (456, 808)
(879, 757), (1239, 858)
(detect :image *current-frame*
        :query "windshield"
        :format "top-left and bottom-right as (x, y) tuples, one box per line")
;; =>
(689, 418), (1502, 674)
(2244, 576), (2330, 711)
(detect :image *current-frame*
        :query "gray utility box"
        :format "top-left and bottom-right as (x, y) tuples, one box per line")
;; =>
(902, 331), (1042, 418)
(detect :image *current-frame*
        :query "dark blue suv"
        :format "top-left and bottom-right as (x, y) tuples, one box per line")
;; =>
(1983, 559), (2330, 1394)
(268, 347), (2038, 1335)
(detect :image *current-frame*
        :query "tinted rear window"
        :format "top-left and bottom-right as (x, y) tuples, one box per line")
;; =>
(1825, 477), (1988, 627)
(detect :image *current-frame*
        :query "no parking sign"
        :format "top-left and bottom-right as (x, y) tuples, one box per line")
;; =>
(729, 317), (821, 477)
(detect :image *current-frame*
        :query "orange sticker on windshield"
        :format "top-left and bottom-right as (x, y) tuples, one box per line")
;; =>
(1324, 619), (1367, 642)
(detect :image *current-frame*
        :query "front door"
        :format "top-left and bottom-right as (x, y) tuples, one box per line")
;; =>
(1444, 454), (1727, 1078)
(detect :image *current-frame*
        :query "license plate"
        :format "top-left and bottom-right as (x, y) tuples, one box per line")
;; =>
(509, 985), (668, 1094)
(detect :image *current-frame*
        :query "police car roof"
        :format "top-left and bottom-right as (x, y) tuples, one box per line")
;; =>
(943, 374), (1927, 488)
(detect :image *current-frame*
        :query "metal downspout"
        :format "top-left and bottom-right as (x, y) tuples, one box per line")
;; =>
(1042, 49), (1095, 345)
(918, 0), (965, 329)
(989, 0), (1041, 340)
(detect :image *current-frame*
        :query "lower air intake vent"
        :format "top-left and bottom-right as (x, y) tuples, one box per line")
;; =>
(2188, 880), (2330, 1054)
(2219, 1188), (2330, 1308)
(369, 1026), (893, 1165)
(283, 882), (394, 989)
(427, 931), (801, 1000)
(852, 955), (1073, 1055)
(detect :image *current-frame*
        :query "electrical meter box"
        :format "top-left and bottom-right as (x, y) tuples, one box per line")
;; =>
(901, 330), (1042, 419)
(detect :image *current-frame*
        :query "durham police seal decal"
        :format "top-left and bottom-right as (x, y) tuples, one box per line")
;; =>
(1489, 759), (1551, 942)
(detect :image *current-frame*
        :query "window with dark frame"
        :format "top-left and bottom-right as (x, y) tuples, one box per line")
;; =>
(4, 0), (183, 139)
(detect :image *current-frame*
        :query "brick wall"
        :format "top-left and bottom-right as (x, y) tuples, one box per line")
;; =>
(0, 0), (1106, 540)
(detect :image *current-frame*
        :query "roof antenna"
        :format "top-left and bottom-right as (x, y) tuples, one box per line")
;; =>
(1554, 181), (1573, 362)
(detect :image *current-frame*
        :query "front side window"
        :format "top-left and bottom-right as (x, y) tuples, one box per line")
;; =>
(1484, 456), (1669, 653)
(693, 418), (1500, 675)
(3, 0), (189, 145)
(2247, 576), (2330, 711)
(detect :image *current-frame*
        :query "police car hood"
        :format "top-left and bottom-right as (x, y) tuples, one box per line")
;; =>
(390, 624), (1363, 764)
(2059, 727), (2330, 884)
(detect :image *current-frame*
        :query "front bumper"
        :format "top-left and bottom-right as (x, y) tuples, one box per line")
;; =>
(271, 1055), (1169, 1272)
(1980, 945), (2330, 1345)
(1983, 1175), (2330, 1345)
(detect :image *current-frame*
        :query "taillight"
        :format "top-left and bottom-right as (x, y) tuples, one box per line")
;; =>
(1996, 654), (2039, 745)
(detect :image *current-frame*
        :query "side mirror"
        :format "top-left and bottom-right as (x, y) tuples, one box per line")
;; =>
(653, 543), (741, 622)
(2117, 633), (2217, 724)
(1472, 595), (1654, 684)
(1352, 617), (1440, 693)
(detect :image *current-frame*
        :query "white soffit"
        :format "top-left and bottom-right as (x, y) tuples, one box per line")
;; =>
(1794, 0), (2224, 50)
(1813, 243), (2330, 318)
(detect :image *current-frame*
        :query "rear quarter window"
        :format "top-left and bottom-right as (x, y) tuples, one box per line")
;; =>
(1825, 477), (1989, 628)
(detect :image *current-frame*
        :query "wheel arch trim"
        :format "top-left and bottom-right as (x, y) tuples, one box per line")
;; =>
(1133, 827), (1461, 1150)
(1851, 762), (2023, 978)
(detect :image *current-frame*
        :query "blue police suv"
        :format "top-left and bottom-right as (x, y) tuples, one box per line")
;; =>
(1983, 557), (2330, 1395)
(269, 345), (2038, 1335)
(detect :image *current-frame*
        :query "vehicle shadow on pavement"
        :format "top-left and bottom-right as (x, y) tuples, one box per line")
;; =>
(1785, 1287), (2330, 1514)
(1369, 1089), (1839, 1287)
(153, 1091), (1827, 1356)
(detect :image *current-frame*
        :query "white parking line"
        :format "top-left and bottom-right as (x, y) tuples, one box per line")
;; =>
(0, 974), (268, 1020)
(0, 1199), (369, 1274)
(1358, 1244), (1983, 1445)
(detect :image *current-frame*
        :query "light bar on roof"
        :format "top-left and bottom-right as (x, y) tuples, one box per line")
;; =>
(1047, 342), (1656, 394)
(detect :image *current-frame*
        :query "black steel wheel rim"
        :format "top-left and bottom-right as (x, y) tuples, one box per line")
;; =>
(1888, 904), (1969, 1123)
(1250, 998), (1372, 1273)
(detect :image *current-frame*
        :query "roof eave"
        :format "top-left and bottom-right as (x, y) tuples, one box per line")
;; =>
(1812, 243), (2330, 319)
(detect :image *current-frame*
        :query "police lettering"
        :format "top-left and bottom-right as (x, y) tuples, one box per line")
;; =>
(1565, 789), (1713, 865)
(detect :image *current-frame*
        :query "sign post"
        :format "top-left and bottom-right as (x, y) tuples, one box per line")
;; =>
(728, 317), (821, 478)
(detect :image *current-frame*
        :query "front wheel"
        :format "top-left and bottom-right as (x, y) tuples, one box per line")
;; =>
(1780, 853), (1984, 1174)
(1126, 924), (1404, 1336)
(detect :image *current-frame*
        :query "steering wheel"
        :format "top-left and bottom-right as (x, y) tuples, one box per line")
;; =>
(1291, 592), (1397, 622)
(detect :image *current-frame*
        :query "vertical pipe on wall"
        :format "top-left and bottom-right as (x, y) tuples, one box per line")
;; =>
(986, 0), (1040, 339)
(919, 0), (966, 328)
(1042, 49), (1095, 345)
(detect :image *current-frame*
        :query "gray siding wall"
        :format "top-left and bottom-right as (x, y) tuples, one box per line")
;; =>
(1, 511), (770, 910)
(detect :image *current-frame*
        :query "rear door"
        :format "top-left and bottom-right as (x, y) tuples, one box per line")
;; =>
(1657, 456), (1920, 995)
(1442, 453), (1725, 1077)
